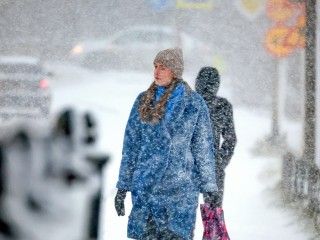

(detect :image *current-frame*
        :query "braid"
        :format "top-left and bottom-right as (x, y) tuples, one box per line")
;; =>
(139, 82), (157, 123)
(152, 79), (180, 124)
(139, 78), (182, 124)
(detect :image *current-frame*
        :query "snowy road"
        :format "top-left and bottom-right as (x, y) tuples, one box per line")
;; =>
(50, 63), (316, 240)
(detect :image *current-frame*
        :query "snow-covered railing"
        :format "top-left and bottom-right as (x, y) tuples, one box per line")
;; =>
(282, 152), (320, 232)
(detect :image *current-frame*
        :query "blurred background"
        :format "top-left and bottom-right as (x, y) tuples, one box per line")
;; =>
(0, 0), (319, 239)
(0, 0), (299, 109)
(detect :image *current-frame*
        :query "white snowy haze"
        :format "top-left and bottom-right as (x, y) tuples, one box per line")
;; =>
(0, 1), (319, 240)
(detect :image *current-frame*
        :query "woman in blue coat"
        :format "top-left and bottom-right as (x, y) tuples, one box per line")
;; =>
(115, 47), (218, 240)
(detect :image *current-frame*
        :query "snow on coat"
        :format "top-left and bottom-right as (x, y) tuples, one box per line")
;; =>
(195, 67), (237, 170)
(116, 83), (218, 239)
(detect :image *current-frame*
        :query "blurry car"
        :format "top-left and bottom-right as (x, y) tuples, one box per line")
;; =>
(69, 25), (214, 73)
(0, 56), (51, 120)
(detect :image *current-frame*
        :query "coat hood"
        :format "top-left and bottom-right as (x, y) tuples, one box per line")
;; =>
(195, 67), (220, 102)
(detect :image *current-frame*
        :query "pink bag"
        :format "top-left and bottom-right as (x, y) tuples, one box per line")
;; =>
(200, 203), (230, 240)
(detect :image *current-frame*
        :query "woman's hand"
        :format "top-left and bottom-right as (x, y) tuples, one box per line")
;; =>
(203, 192), (219, 208)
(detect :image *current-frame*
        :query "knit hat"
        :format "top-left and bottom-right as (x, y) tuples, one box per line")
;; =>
(153, 47), (184, 79)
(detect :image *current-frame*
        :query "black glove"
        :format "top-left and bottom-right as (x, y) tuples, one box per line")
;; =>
(115, 189), (127, 216)
(203, 192), (219, 208)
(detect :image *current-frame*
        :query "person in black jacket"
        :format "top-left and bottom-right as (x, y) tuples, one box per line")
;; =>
(195, 67), (237, 207)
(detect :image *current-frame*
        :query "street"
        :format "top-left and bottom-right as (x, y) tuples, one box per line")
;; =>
(50, 63), (317, 239)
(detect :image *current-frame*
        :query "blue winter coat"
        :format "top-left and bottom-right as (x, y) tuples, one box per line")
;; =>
(116, 83), (218, 239)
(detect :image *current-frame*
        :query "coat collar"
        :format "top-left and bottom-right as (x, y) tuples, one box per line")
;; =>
(161, 84), (190, 137)
(148, 83), (191, 138)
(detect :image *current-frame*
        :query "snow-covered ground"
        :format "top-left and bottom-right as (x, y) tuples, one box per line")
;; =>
(50, 62), (317, 239)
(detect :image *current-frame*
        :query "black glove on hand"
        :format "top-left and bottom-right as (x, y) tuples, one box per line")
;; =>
(115, 189), (127, 216)
(203, 192), (219, 208)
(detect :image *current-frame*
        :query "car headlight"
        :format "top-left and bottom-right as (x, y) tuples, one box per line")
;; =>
(106, 45), (113, 52)
(71, 44), (84, 55)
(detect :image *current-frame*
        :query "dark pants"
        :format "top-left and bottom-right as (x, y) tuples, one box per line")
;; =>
(213, 170), (226, 207)
(139, 215), (192, 240)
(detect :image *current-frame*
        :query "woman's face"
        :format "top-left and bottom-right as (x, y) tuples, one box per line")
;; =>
(154, 63), (175, 87)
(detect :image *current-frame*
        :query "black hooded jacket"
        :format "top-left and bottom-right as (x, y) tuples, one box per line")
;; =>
(195, 67), (237, 170)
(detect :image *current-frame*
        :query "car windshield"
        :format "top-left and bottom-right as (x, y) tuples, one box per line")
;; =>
(113, 31), (162, 45)
(0, 64), (42, 74)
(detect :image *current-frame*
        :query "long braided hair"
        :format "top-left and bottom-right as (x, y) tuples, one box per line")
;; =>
(138, 78), (191, 124)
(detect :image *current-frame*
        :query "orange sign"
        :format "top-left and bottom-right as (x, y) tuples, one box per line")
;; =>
(264, 0), (306, 58)
(287, 28), (305, 48)
(294, 14), (306, 48)
(285, 28), (300, 47)
(295, 13), (306, 28)
(264, 26), (295, 57)
(266, 0), (295, 23)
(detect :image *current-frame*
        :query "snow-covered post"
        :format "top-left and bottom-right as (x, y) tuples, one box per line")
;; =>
(303, 0), (317, 165)
(271, 58), (288, 142)
(316, 0), (320, 167)
(303, 0), (318, 221)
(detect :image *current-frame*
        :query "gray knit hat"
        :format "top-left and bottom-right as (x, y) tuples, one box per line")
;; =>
(153, 47), (184, 79)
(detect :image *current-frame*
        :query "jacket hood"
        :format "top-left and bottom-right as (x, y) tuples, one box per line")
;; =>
(195, 67), (220, 102)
